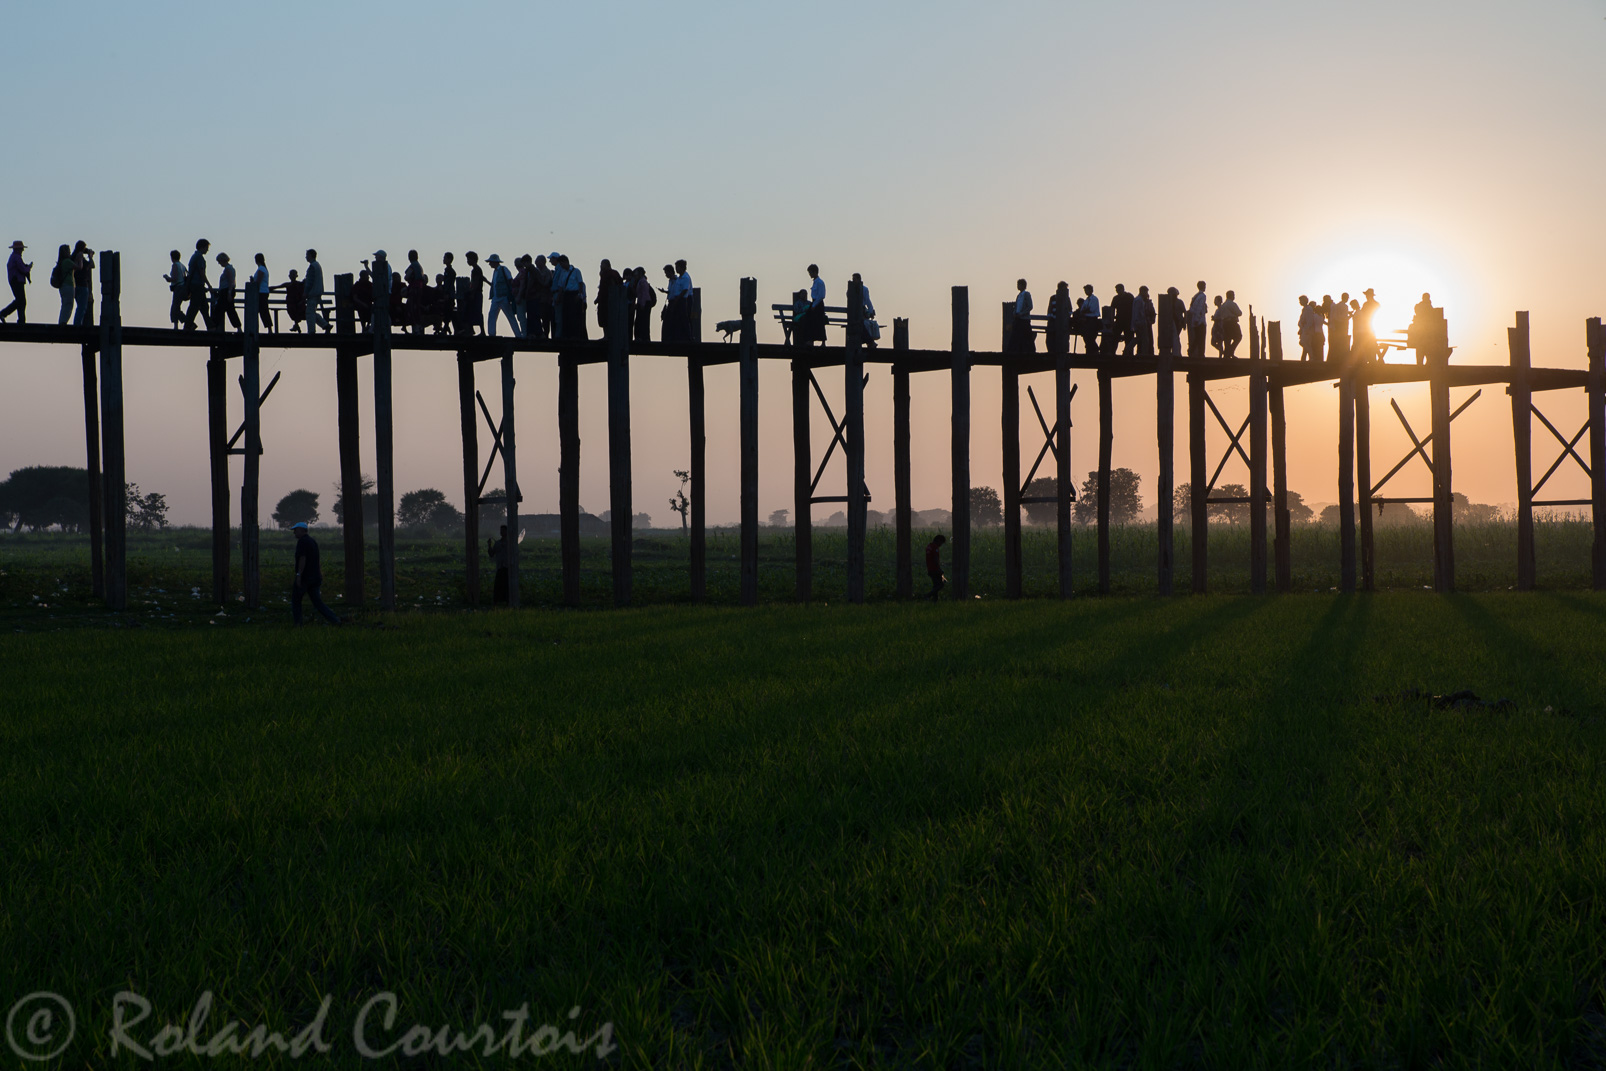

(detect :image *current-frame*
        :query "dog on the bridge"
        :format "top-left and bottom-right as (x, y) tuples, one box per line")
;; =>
(714, 319), (743, 341)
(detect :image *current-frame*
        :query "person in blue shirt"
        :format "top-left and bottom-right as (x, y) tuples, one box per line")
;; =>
(291, 522), (341, 626)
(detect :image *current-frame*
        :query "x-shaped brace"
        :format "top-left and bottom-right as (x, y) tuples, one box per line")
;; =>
(1370, 389), (1481, 497)
(809, 370), (871, 499)
(1019, 383), (1077, 498)
(226, 370), (282, 455)
(475, 390), (522, 501)
(1202, 392), (1252, 496)
(1531, 404), (1591, 496)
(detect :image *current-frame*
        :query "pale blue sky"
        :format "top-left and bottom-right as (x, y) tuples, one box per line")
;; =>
(4, 0), (1604, 525)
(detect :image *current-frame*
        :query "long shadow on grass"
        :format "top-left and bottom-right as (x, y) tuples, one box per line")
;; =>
(1444, 594), (1600, 710)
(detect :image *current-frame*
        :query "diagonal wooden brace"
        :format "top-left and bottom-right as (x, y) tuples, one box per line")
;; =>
(226, 370), (282, 454)
(1020, 383), (1077, 497)
(1371, 390), (1480, 497)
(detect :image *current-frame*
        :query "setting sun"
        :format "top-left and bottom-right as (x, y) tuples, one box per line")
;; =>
(1298, 248), (1458, 348)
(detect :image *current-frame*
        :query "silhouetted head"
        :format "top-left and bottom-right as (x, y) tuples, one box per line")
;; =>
(254, 253), (265, 266)
(559, 255), (570, 268)
(1139, 285), (1149, 296)
(443, 252), (454, 265)
(289, 269), (299, 280)
(169, 250), (181, 262)
(1299, 295), (1308, 306)
(663, 264), (674, 279)
(196, 239), (210, 253)
(73, 240), (88, 255)
(675, 259), (687, 274)
(216, 253), (229, 266)
(600, 258), (611, 272)
(1197, 281), (1206, 292)
(1225, 290), (1234, 300)
(58, 244), (70, 260)
(1167, 286), (1179, 296)
(1017, 278), (1027, 292)
(465, 251), (479, 264)
(1421, 292), (1431, 303)
(1350, 299), (1360, 312)
(1214, 295), (1223, 306)
(1056, 281), (1069, 292)
(305, 249), (317, 262)
(408, 250), (418, 262)
(1340, 291), (1349, 303)
(807, 264), (819, 278)
(1083, 284), (1094, 295)
(933, 534), (947, 546)
(536, 255), (547, 266)
(852, 272), (862, 283)
(1362, 288), (1375, 298)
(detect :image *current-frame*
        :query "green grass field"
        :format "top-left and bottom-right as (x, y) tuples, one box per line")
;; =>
(3, 527), (1606, 1067)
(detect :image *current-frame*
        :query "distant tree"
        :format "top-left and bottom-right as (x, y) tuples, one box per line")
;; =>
(669, 469), (690, 531)
(824, 510), (846, 526)
(634, 513), (653, 529)
(331, 474), (378, 526)
(1022, 476), (1065, 526)
(1453, 492), (1502, 525)
(1173, 481), (1193, 520)
(1173, 480), (1249, 523)
(273, 489), (320, 528)
(1072, 467), (1143, 524)
(970, 486), (1002, 527)
(0, 466), (92, 532)
(1318, 503), (1357, 527)
(399, 488), (462, 530)
(1284, 489), (1313, 524)
(125, 484), (170, 531)
(768, 508), (789, 528)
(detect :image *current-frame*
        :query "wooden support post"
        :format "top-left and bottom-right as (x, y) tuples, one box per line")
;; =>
(1510, 312), (1535, 591)
(1002, 360), (1021, 598)
(456, 353), (480, 606)
(373, 263), (395, 611)
(1429, 348), (1455, 593)
(893, 319), (912, 599)
(739, 278), (758, 606)
(607, 280), (631, 608)
(1056, 353), (1073, 598)
(1338, 373), (1356, 593)
(1269, 322), (1291, 592)
(1249, 349), (1267, 594)
(1589, 318), (1606, 590)
(1188, 371), (1206, 593)
(845, 278), (866, 603)
(241, 288), (261, 611)
(1156, 343), (1173, 595)
(334, 275), (364, 608)
(688, 353), (706, 601)
(81, 345), (104, 600)
(207, 364), (228, 606)
(1356, 377), (1374, 592)
(97, 252), (126, 611)
(1096, 371), (1113, 594)
(690, 288), (703, 344)
(951, 287), (971, 598)
(792, 354), (812, 601)
(502, 350), (521, 609)
(559, 351), (581, 607)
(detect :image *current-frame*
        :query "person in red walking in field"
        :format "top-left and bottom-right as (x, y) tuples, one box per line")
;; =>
(926, 533), (947, 600)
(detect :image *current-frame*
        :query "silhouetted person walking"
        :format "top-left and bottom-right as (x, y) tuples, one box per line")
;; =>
(488, 524), (510, 605)
(1158, 286), (1186, 357)
(486, 254), (518, 337)
(1328, 290), (1351, 364)
(250, 254), (272, 331)
(213, 253), (241, 331)
(1045, 281), (1072, 354)
(183, 239), (210, 331)
(1187, 280), (1209, 357)
(1354, 288), (1380, 362)
(441, 252), (458, 334)
(1133, 285), (1156, 357)
(926, 534), (947, 600)
(303, 249), (329, 333)
(631, 264), (655, 344)
(1077, 284), (1101, 353)
(803, 264), (827, 345)
(531, 254), (554, 340)
(556, 255), (586, 340)
(2, 241), (31, 323)
(51, 244), (74, 325)
(1009, 278), (1034, 353)
(661, 261), (692, 342)
(596, 258), (622, 335)
(465, 251), (487, 335)
(71, 241), (94, 327)
(291, 522), (341, 625)
(405, 250), (429, 335)
(1218, 290), (1243, 357)
(1111, 283), (1135, 355)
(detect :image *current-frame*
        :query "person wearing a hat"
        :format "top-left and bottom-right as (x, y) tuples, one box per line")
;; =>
(1354, 288), (1381, 363)
(486, 254), (519, 337)
(0, 241), (30, 324)
(291, 521), (341, 626)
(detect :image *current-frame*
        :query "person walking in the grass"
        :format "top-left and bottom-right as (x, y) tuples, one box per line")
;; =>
(926, 533), (947, 600)
(290, 521), (341, 625)
(487, 524), (510, 606)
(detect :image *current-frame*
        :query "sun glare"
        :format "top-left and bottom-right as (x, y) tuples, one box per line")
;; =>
(1299, 249), (1456, 342)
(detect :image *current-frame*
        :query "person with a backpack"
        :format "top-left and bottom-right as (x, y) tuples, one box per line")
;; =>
(1, 241), (31, 324)
(632, 264), (656, 344)
(52, 244), (74, 325)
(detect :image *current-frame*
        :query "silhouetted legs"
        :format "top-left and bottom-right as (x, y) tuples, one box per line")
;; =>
(0, 284), (24, 323)
(292, 581), (341, 625)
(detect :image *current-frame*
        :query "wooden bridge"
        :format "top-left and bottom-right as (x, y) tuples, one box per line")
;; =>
(5, 251), (1604, 612)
